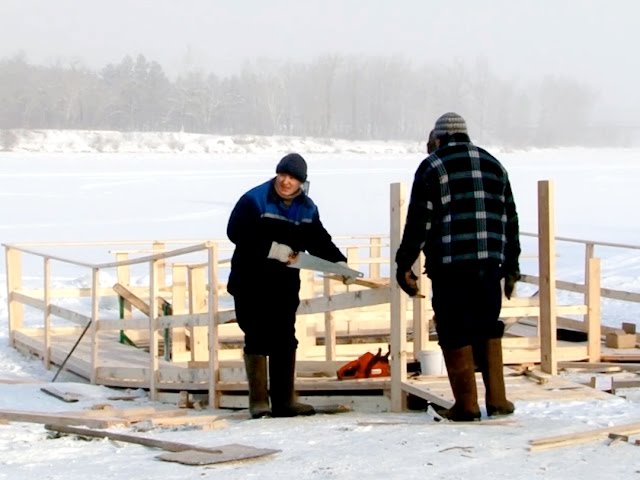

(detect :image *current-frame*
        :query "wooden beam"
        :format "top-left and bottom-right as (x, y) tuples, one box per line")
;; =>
(149, 260), (159, 401)
(324, 276), (336, 361)
(5, 247), (24, 343)
(90, 268), (99, 384)
(390, 182), (408, 412)
(43, 257), (51, 370)
(207, 244), (220, 409)
(538, 180), (557, 375)
(586, 258), (601, 362)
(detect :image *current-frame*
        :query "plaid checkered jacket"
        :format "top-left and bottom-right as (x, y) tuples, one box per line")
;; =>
(396, 138), (520, 276)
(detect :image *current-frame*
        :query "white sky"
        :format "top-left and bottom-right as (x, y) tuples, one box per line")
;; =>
(1, 0), (639, 122)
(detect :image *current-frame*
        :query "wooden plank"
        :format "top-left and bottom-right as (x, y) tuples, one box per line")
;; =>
(325, 274), (388, 289)
(297, 287), (391, 315)
(47, 422), (278, 465)
(530, 421), (640, 452)
(49, 305), (92, 326)
(402, 380), (454, 409)
(0, 409), (126, 428)
(142, 415), (227, 428)
(40, 386), (81, 403)
(157, 445), (279, 465)
(600, 354), (640, 363)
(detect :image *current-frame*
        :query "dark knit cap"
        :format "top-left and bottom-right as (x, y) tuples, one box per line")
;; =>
(276, 153), (307, 182)
(433, 112), (468, 137)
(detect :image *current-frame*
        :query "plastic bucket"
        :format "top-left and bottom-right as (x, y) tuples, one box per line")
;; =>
(419, 349), (447, 376)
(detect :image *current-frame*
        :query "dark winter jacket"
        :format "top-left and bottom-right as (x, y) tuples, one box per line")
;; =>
(227, 178), (346, 297)
(396, 135), (520, 277)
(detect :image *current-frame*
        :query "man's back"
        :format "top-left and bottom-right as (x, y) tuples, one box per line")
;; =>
(417, 141), (514, 268)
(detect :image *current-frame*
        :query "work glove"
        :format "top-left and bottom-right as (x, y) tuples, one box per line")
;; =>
(337, 261), (357, 285)
(396, 268), (420, 297)
(267, 241), (295, 264)
(503, 272), (521, 300)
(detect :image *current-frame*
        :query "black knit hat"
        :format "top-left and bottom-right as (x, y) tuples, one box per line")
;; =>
(433, 112), (468, 137)
(276, 153), (307, 182)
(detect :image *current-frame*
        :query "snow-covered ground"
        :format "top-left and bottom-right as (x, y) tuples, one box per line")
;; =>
(1, 133), (640, 479)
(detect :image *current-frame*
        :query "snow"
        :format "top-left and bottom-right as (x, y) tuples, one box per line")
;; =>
(1, 131), (640, 479)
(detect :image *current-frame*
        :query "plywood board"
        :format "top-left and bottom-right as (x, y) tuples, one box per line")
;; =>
(157, 444), (279, 465)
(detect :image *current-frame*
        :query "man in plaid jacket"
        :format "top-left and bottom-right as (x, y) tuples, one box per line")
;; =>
(395, 112), (521, 422)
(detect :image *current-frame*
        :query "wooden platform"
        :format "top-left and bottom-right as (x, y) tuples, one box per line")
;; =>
(403, 370), (613, 409)
(13, 327), (611, 412)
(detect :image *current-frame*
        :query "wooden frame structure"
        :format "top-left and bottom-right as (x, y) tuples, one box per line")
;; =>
(4, 180), (634, 412)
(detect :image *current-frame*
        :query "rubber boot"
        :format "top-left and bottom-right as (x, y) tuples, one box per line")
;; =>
(269, 350), (315, 417)
(438, 346), (481, 422)
(244, 354), (272, 419)
(481, 338), (515, 417)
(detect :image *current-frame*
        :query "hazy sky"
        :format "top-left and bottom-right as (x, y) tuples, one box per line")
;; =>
(2, 0), (639, 123)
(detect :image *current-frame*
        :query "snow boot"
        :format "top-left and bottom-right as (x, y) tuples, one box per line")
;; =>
(269, 350), (315, 417)
(438, 346), (481, 422)
(479, 338), (515, 417)
(244, 354), (272, 419)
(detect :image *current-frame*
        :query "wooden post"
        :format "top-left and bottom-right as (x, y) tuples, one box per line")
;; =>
(152, 241), (166, 289)
(323, 276), (336, 361)
(116, 252), (132, 321)
(43, 257), (51, 369)
(347, 246), (359, 276)
(5, 247), (23, 345)
(297, 270), (317, 359)
(538, 180), (557, 375)
(584, 243), (594, 325)
(170, 264), (188, 359)
(390, 183), (408, 412)
(149, 260), (159, 400)
(207, 243), (220, 409)
(90, 267), (100, 384)
(412, 253), (428, 359)
(586, 257), (601, 362)
(188, 266), (208, 361)
(369, 236), (382, 279)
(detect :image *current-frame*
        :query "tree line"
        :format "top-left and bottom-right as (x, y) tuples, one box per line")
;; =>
(0, 53), (625, 147)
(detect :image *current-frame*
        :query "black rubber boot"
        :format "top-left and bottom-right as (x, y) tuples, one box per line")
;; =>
(269, 350), (315, 417)
(438, 346), (481, 422)
(481, 338), (515, 417)
(244, 354), (272, 419)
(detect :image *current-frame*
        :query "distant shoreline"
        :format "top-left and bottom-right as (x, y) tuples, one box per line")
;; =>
(0, 129), (425, 155)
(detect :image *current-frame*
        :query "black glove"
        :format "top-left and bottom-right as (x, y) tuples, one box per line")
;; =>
(504, 272), (521, 300)
(396, 268), (419, 297)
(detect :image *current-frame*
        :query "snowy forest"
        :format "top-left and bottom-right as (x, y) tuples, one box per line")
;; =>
(0, 53), (629, 147)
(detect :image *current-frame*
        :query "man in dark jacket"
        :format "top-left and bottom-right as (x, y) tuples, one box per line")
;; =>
(227, 153), (350, 418)
(395, 112), (521, 421)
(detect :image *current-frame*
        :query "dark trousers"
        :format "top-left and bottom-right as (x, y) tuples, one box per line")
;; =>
(430, 262), (504, 350)
(233, 291), (300, 355)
